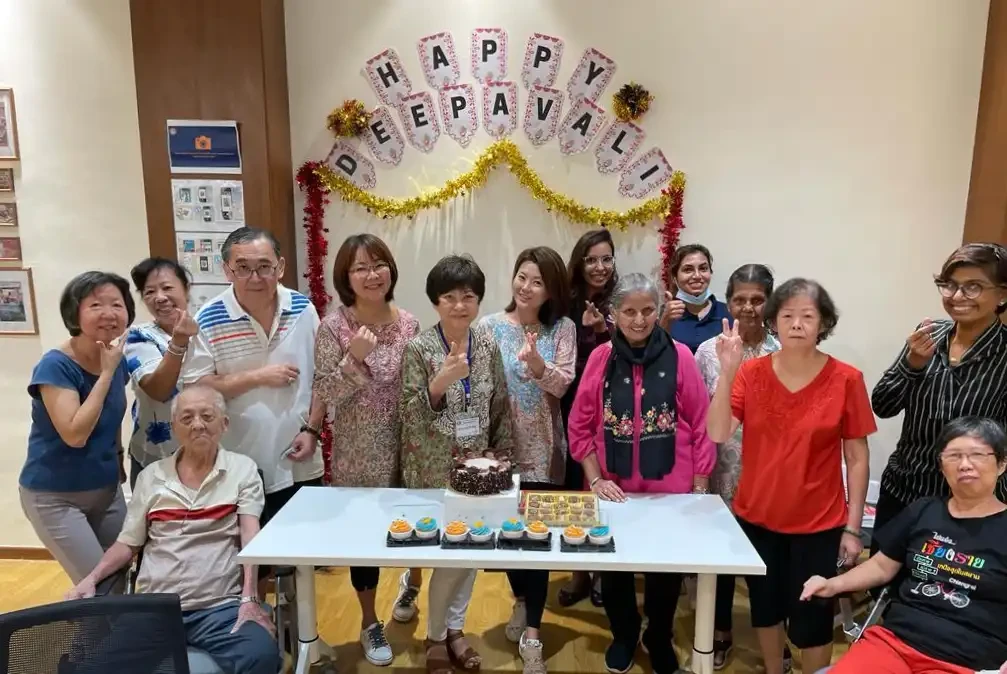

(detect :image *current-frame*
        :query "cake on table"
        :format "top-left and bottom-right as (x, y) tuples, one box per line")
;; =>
(449, 457), (513, 496)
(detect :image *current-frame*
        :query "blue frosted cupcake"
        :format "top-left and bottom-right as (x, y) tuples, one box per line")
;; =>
(501, 518), (525, 539)
(415, 517), (439, 540)
(470, 521), (493, 543)
(588, 525), (611, 546)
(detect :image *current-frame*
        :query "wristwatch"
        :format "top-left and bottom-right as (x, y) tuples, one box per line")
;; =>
(300, 424), (321, 440)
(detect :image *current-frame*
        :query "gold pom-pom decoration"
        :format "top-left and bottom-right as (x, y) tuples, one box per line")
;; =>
(326, 99), (372, 138)
(612, 82), (654, 123)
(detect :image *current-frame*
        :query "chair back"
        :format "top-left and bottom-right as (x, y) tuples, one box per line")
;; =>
(0, 593), (190, 674)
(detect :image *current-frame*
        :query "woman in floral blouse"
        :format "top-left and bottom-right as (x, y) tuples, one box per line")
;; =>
(694, 263), (780, 670)
(312, 234), (420, 667)
(479, 246), (575, 674)
(558, 228), (618, 608)
(400, 254), (514, 674)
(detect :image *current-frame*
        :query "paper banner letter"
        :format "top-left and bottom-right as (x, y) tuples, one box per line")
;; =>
(567, 48), (617, 103)
(438, 84), (478, 148)
(618, 147), (674, 199)
(522, 86), (563, 146)
(363, 48), (413, 106)
(521, 34), (564, 89)
(363, 107), (405, 166)
(482, 80), (518, 139)
(557, 96), (606, 155)
(398, 91), (440, 153)
(595, 121), (645, 174)
(417, 32), (460, 89)
(325, 141), (376, 190)
(471, 28), (508, 83)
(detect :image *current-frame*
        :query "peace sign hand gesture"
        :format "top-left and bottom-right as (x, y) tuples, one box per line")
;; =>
(518, 331), (546, 377)
(715, 318), (744, 375)
(905, 318), (937, 370)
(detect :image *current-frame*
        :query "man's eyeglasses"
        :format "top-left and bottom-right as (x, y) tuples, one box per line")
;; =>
(934, 279), (993, 300)
(584, 255), (615, 268)
(230, 264), (278, 279)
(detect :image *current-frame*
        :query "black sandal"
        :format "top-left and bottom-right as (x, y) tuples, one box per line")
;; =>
(713, 639), (732, 670)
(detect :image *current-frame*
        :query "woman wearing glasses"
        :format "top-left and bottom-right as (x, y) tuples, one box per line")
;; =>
(871, 243), (1007, 549)
(312, 234), (420, 666)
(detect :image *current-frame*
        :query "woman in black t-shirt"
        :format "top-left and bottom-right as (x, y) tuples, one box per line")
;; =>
(802, 416), (1007, 673)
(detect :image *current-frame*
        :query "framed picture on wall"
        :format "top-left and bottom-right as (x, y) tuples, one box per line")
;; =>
(0, 168), (13, 193)
(0, 89), (19, 160)
(0, 203), (17, 226)
(0, 268), (38, 334)
(0, 236), (21, 261)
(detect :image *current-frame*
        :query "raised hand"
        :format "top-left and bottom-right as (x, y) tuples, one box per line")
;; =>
(98, 333), (127, 375)
(171, 309), (199, 343)
(905, 318), (937, 370)
(348, 325), (378, 363)
(437, 340), (470, 386)
(582, 301), (606, 332)
(714, 318), (744, 373)
(517, 331), (546, 377)
(257, 363), (301, 388)
(660, 291), (686, 326)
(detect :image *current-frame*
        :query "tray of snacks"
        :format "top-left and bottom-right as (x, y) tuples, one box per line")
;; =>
(519, 490), (600, 527)
(495, 518), (552, 551)
(560, 525), (615, 552)
(440, 520), (497, 550)
(386, 517), (441, 547)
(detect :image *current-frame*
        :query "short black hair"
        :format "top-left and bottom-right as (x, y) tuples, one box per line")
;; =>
(425, 255), (486, 304)
(764, 277), (839, 343)
(129, 257), (191, 294)
(936, 416), (1007, 465)
(60, 271), (135, 337)
(726, 264), (774, 300)
(221, 227), (281, 262)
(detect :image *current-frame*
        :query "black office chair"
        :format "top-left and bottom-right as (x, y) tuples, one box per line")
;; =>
(0, 593), (190, 674)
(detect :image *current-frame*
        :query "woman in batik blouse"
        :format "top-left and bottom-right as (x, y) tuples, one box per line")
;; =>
(694, 263), (780, 670)
(400, 254), (514, 674)
(479, 246), (575, 674)
(312, 234), (420, 667)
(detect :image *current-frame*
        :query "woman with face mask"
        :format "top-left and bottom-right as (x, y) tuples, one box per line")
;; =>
(660, 244), (732, 354)
(568, 273), (715, 674)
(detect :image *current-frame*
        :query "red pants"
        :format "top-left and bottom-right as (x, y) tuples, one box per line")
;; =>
(832, 626), (974, 674)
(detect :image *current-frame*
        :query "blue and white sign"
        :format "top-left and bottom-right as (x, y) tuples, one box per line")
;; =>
(166, 119), (242, 174)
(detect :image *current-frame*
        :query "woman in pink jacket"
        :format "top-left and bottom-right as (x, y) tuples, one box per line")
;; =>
(568, 272), (715, 674)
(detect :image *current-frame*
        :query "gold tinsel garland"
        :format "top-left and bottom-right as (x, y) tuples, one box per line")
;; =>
(314, 139), (684, 230)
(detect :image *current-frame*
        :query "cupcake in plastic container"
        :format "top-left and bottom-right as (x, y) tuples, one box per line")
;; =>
(563, 525), (586, 545)
(526, 520), (549, 541)
(469, 521), (493, 543)
(415, 517), (439, 540)
(444, 520), (468, 543)
(501, 518), (526, 539)
(588, 525), (611, 546)
(389, 519), (413, 541)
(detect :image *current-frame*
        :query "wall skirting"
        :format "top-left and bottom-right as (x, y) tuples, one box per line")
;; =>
(0, 546), (53, 561)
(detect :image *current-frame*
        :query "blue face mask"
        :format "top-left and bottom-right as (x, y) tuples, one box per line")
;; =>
(676, 287), (712, 306)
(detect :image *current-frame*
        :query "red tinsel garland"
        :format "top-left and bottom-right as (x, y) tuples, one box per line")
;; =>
(295, 161), (335, 484)
(658, 177), (686, 292)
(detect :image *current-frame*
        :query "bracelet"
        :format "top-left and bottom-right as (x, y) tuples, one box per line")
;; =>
(589, 476), (602, 489)
(239, 595), (259, 605)
(843, 527), (861, 538)
(166, 342), (187, 357)
(300, 424), (321, 440)
(692, 486), (709, 494)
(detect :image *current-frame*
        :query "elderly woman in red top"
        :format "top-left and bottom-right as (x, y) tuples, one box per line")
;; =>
(568, 272), (715, 674)
(708, 278), (875, 674)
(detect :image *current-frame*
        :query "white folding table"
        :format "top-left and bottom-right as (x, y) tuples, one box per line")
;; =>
(238, 487), (766, 674)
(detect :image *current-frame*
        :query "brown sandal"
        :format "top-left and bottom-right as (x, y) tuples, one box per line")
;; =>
(425, 639), (453, 674)
(446, 630), (481, 671)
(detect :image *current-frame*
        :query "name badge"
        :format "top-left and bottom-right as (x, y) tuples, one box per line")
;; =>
(455, 412), (481, 439)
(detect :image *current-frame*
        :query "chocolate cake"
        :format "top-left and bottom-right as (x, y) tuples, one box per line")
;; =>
(449, 457), (513, 496)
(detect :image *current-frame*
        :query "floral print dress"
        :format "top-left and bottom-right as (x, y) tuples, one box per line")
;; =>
(479, 312), (577, 485)
(399, 324), (515, 489)
(312, 305), (420, 487)
(694, 332), (780, 508)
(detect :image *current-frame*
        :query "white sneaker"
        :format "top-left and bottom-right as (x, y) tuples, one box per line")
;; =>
(505, 600), (528, 643)
(519, 631), (547, 674)
(392, 571), (420, 623)
(361, 621), (393, 666)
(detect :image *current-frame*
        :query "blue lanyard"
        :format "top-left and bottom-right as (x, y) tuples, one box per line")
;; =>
(436, 324), (472, 408)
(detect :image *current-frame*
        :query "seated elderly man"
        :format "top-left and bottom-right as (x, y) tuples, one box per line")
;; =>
(65, 385), (281, 674)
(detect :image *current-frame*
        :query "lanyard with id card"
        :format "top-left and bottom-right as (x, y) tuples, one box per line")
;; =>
(437, 325), (480, 440)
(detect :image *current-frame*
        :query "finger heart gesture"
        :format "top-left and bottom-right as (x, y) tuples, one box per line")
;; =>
(348, 325), (378, 362)
(582, 301), (603, 328)
(173, 309), (199, 340)
(905, 318), (937, 370)
(440, 340), (470, 384)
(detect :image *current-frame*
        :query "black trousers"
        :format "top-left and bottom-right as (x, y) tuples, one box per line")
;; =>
(601, 571), (683, 646)
(715, 574), (738, 633)
(506, 569), (550, 629)
(350, 567), (379, 592)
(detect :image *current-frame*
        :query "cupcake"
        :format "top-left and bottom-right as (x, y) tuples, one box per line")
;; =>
(563, 525), (586, 545)
(415, 517), (439, 540)
(444, 520), (469, 543)
(501, 518), (526, 539)
(588, 525), (612, 546)
(470, 521), (493, 543)
(389, 519), (413, 541)
(526, 520), (549, 541)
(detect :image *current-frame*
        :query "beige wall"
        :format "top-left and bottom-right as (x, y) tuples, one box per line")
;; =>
(287, 0), (989, 481)
(0, 0), (149, 547)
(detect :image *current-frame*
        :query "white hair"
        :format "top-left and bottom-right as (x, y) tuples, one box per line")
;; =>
(610, 272), (661, 311)
(171, 385), (226, 418)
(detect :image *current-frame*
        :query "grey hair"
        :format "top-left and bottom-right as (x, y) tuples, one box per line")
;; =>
(171, 385), (227, 418)
(610, 272), (661, 311)
(220, 226), (281, 263)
